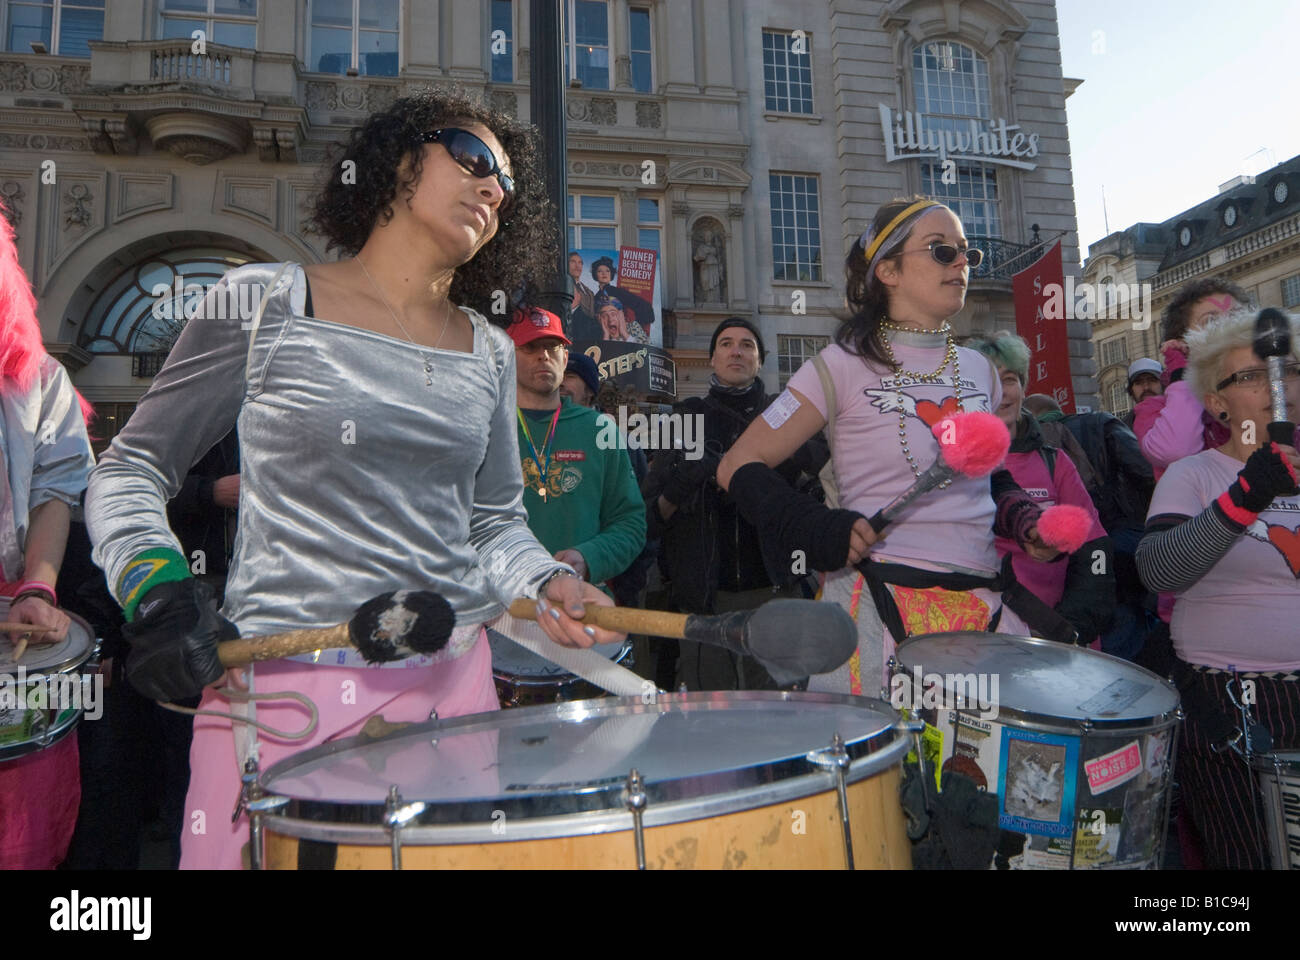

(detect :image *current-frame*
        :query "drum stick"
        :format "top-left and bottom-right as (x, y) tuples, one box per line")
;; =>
(2, 623), (56, 663)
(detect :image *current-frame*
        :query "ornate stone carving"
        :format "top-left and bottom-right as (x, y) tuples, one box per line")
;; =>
(589, 98), (616, 125)
(620, 164), (636, 178)
(0, 181), (23, 228)
(58, 64), (89, 94)
(64, 184), (92, 229)
(692, 218), (727, 305)
(368, 85), (398, 112)
(615, 55), (632, 89)
(671, 202), (690, 217)
(84, 116), (138, 156)
(147, 112), (248, 165)
(585, 162), (622, 176)
(489, 90), (517, 118)
(566, 97), (590, 122)
(252, 126), (299, 164)
(727, 205), (744, 219)
(30, 65), (56, 90)
(635, 101), (661, 128)
(0, 62), (27, 92)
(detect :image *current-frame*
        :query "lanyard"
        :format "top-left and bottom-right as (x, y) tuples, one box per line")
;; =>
(517, 405), (562, 497)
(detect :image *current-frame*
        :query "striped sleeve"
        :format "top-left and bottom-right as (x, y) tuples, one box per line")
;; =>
(1136, 504), (1244, 593)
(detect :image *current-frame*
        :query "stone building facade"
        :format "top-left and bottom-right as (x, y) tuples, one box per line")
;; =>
(0, 0), (1089, 452)
(1084, 154), (1300, 417)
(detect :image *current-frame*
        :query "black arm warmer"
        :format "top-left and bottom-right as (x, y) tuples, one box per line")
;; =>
(728, 461), (865, 572)
(1054, 534), (1117, 642)
(990, 468), (1040, 544)
(1136, 506), (1244, 593)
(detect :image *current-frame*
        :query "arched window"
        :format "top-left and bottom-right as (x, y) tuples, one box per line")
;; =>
(78, 246), (255, 358)
(912, 41), (1001, 239)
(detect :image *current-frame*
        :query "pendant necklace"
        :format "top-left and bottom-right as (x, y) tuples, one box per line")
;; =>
(357, 255), (453, 386)
(517, 406), (562, 501)
(878, 319), (963, 489)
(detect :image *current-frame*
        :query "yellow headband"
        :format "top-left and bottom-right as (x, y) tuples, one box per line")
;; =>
(860, 199), (942, 265)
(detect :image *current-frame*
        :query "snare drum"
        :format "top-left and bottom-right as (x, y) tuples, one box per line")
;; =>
(0, 603), (99, 763)
(488, 627), (633, 707)
(893, 632), (1182, 870)
(254, 691), (914, 869)
(1252, 751), (1300, 869)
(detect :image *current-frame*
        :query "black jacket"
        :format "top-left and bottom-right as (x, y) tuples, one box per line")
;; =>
(1062, 411), (1154, 537)
(642, 381), (827, 613)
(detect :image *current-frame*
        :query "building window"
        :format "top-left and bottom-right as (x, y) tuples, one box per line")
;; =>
(912, 41), (1001, 239)
(567, 193), (617, 250)
(629, 6), (651, 92)
(769, 173), (822, 282)
(778, 335), (828, 388)
(762, 28), (812, 114)
(309, 0), (398, 76)
(5, 0), (103, 56)
(1100, 335), (1129, 369)
(160, 0), (256, 49)
(565, 0), (609, 90)
(87, 402), (136, 459)
(636, 196), (660, 252)
(489, 0), (512, 83)
(1108, 381), (1129, 416)
(1283, 274), (1300, 308)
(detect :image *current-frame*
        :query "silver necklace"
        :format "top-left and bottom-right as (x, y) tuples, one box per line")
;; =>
(356, 255), (453, 386)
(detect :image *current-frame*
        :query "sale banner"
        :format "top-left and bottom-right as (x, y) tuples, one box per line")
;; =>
(1012, 241), (1076, 414)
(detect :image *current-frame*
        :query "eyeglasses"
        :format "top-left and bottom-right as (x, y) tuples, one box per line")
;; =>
(420, 128), (515, 213)
(1216, 361), (1300, 391)
(519, 340), (567, 357)
(901, 242), (984, 268)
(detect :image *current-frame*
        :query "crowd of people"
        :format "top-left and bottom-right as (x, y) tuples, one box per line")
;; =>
(0, 87), (1295, 872)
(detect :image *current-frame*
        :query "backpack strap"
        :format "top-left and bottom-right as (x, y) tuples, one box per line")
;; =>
(810, 353), (841, 509)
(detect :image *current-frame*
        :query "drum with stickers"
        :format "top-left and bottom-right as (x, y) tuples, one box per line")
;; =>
(1252, 751), (1300, 869)
(252, 691), (915, 870)
(488, 627), (634, 707)
(892, 632), (1182, 870)
(0, 601), (100, 762)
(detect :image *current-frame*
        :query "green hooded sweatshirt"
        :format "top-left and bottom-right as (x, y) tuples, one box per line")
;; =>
(517, 398), (646, 588)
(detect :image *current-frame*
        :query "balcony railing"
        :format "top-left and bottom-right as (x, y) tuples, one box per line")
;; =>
(967, 235), (1045, 281)
(150, 44), (231, 85)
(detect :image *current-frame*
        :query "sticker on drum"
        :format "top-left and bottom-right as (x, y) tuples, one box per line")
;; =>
(894, 632), (1182, 870)
(256, 692), (917, 870)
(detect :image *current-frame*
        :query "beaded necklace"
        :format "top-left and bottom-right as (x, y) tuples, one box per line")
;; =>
(878, 319), (962, 488)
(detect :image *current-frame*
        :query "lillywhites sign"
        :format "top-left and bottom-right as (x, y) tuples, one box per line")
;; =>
(879, 104), (1040, 171)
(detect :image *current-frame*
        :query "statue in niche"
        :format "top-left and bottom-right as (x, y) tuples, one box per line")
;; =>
(692, 222), (726, 304)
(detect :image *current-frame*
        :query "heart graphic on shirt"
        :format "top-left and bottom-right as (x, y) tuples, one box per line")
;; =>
(1266, 525), (1300, 578)
(914, 396), (962, 428)
(1246, 521), (1300, 578)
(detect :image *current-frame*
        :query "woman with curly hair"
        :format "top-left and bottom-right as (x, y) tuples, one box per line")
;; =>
(85, 89), (623, 869)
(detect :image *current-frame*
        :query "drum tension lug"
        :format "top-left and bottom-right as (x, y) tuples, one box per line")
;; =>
(807, 733), (856, 871)
(623, 768), (648, 871)
(384, 784), (427, 872)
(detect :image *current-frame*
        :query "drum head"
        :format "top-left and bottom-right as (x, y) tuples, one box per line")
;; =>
(896, 632), (1179, 725)
(489, 627), (627, 679)
(261, 692), (902, 822)
(0, 600), (93, 675)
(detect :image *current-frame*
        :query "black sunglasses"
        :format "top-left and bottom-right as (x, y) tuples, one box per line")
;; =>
(901, 241), (984, 268)
(421, 128), (515, 213)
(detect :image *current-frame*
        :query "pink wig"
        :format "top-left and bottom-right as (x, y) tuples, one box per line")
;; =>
(0, 200), (94, 425)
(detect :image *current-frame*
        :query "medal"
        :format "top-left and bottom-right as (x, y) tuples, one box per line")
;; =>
(518, 406), (562, 501)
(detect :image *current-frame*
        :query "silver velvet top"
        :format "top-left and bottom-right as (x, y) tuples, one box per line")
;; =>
(86, 262), (569, 650)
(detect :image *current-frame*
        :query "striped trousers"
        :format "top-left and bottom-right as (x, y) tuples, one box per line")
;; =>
(1177, 663), (1300, 870)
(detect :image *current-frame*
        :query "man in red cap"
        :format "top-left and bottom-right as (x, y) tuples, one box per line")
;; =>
(493, 307), (646, 685)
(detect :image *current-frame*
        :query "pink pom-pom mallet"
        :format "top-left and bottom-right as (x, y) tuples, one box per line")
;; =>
(867, 411), (1011, 533)
(1035, 504), (1093, 554)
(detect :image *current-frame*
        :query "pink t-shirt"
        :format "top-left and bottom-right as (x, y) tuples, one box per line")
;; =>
(1147, 447), (1300, 671)
(996, 445), (1106, 612)
(787, 336), (1002, 575)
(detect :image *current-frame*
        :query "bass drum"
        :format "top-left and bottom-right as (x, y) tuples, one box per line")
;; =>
(256, 691), (914, 870)
(893, 632), (1182, 870)
(488, 626), (632, 707)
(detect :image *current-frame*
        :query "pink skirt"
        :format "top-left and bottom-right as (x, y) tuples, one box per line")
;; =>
(179, 628), (499, 870)
(0, 733), (80, 869)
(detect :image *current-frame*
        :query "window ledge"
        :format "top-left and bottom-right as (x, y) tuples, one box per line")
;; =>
(770, 278), (832, 288)
(764, 110), (821, 124)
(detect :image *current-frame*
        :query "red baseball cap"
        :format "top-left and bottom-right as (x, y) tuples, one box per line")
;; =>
(508, 306), (570, 347)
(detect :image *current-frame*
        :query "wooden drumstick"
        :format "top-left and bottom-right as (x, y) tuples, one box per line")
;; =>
(3, 623), (56, 663)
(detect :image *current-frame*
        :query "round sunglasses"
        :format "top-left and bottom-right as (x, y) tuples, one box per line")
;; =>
(899, 241), (984, 268)
(421, 128), (515, 213)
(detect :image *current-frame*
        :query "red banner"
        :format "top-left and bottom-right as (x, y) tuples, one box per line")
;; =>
(615, 245), (657, 301)
(1012, 241), (1075, 414)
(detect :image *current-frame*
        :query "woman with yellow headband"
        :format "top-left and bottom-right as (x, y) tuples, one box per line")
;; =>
(718, 197), (1066, 696)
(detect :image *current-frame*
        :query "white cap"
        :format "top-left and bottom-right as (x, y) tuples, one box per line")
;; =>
(1127, 358), (1162, 384)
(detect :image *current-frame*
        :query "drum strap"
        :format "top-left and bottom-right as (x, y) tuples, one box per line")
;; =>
(489, 609), (648, 697)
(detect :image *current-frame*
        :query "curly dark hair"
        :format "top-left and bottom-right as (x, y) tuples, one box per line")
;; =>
(1160, 276), (1250, 342)
(836, 195), (939, 370)
(307, 87), (558, 325)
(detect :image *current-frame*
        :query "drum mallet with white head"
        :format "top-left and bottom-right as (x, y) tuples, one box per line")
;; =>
(1254, 307), (1295, 446)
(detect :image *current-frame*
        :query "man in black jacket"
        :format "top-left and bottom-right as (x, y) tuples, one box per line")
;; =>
(642, 318), (826, 690)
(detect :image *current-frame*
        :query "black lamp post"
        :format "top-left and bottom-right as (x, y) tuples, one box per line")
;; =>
(530, 0), (568, 317)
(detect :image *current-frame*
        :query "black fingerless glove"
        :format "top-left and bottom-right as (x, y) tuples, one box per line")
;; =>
(662, 452), (721, 506)
(991, 469), (1041, 546)
(1222, 441), (1300, 515)
(121, 579), (235, 701)
(729, 461), (865, 571)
